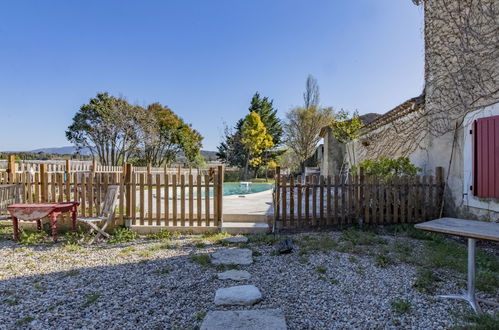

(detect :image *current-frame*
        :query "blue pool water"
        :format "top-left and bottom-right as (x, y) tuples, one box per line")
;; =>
(223, 182), (273, 196)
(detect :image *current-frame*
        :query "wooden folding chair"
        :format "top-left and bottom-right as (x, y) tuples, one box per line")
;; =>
(0, 184), (24, 220)
(77, 185), (119, 244)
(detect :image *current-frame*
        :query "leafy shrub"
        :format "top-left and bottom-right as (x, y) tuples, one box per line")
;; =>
(108, 227), (138, 244)
(351, 157), (421, 179)
(146, 229), (171, 241)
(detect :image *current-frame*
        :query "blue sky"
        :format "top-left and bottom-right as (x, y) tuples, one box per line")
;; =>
(0, 0), (424, 151)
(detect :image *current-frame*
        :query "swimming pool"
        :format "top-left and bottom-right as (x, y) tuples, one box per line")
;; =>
(223, 182), (273, 196)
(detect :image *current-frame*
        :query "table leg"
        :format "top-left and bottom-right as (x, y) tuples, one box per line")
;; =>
(50, 213), (58, 242)
(438, 238), (482, 313)
(37, 220), (42, 232)
(12, 217), (19, 241)
(71, 206), (77, 233)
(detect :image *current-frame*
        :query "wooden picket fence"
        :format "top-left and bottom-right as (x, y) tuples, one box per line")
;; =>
(0, 164), (224, 229)
(274, 167), (444, 229)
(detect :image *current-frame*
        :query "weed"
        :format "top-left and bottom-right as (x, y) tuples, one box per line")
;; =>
(195, 242), (206, 248)
(247, 234), (278, 246)
(200, 232), (231, 243)
(413, 268), (438, 294)
(298, 256), (309, 264)
(195, 311), (207, 321)
(82, 292), (101, 307)
(375, 254), (392, 268)
(139, 250), (151, 258)
(153, 267), (172, 275)
(64, 270), (79, 277)
(460, 311), (499, 329)
(63, 243), (82, 252)
(348, 255), (358, 263)
(318, 275), (327, 281)
(64, 231), (85, 245)
(214, 264), (239, 272)
(476, 270), (499, 293)
(190, 254), (210, 266)
(5, 297), (19, 306)
(330, 279), (339, 285)
(118, 246), (136, 257)
(340, 227), (386, 246)
(356, 267), (366, 276)
(19, 230), (46, 245)
(298, 235), (338, 254)
(15, 317), (34, 326)
(147, 229), (172, 240)
(316, 265), (327, 274)
(108, 227), (138, 244)
(390, 298), (411, 315)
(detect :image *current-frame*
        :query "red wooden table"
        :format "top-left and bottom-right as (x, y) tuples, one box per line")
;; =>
(7, 202), (79, 242)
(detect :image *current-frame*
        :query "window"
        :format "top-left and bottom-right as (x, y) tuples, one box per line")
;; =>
(473, 115), (499, 198)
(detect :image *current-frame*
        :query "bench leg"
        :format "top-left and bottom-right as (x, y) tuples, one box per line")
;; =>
(12, 217), (19, 241)
(438, 238), (482, 313)
(50, 213), (58, 243)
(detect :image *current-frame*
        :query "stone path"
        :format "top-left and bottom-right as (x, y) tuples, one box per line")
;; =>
(200, 236), (287, 329)
(200, 309), (287, 330)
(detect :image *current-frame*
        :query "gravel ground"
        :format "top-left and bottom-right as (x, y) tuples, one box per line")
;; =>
(0, 230), (497, 329)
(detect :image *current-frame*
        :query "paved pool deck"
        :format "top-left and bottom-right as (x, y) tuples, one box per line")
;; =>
(223, 189), (273, 216)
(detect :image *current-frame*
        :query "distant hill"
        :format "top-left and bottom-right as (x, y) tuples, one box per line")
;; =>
(4, 146), (218, 160)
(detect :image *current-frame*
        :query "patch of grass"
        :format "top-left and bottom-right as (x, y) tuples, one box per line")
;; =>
(419, 239), (499, 293)
(64, 231), (85, 245)
(413, 268), (438, 294)
(476, 270), (499, 293)
(63, 243), (82, 252)
(214, 264), (239, 272)
(247, 234), (278, 246)
(107, 227), (138, 244)
(390, 298), (411, 315)
(348, 255), (358, 263)
(18, 230), (46, 245)
(200, 232), (231, 243)
(460, 311), (499, 329)
(118, 246), (136, 257)
(340, 227), (386, 246)
(190, 254), (210, 267)
(5, 297), (20, 306)
(298, 256), (309, 264)
(138, 250), (152, 258)
(356, 267), (366, 276)
(375, 254), (392, 268)
(252, 250), (261, 257)
(298, 235), (338, 254)
(195, 311), (207, 321)
(392, 239), (413, 262)
(15, 317), (34, 326)
(316, 265), (327, 274)
(195, 242), (206, 248)
(63, 269), (79, 277)
(146, 229), (172, 240)
(153, 267), (172, 275)
(82, 292), (101, 308)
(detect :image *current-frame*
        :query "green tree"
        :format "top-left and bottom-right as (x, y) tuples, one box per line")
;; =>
(330, 109), (364, 143)
(241, 112), (274, 179)
(66, 93), (141, 165)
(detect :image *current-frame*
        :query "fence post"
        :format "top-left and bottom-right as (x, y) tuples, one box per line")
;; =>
(275, 166), (281, 230)
(147, 163), (152, 175)
(7, 155), (16, 183)
(217, 165), (224, 227)
(359, 167), (365, 226)
(40, 163), (48, 202)
(92, 159), (97, 173)
(436, 166), (444, 218)
(124, 163), (133, 225)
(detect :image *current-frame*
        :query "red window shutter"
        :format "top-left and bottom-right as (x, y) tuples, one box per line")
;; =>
(474, 115), (499, 198)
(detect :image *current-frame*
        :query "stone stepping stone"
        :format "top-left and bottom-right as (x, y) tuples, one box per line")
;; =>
(220, 236), (248, 244)
(211, 248), (253, 265)
(214, 285), (262, 306)
(200, 309), (287, 330)
(217, 270), (251, 281)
